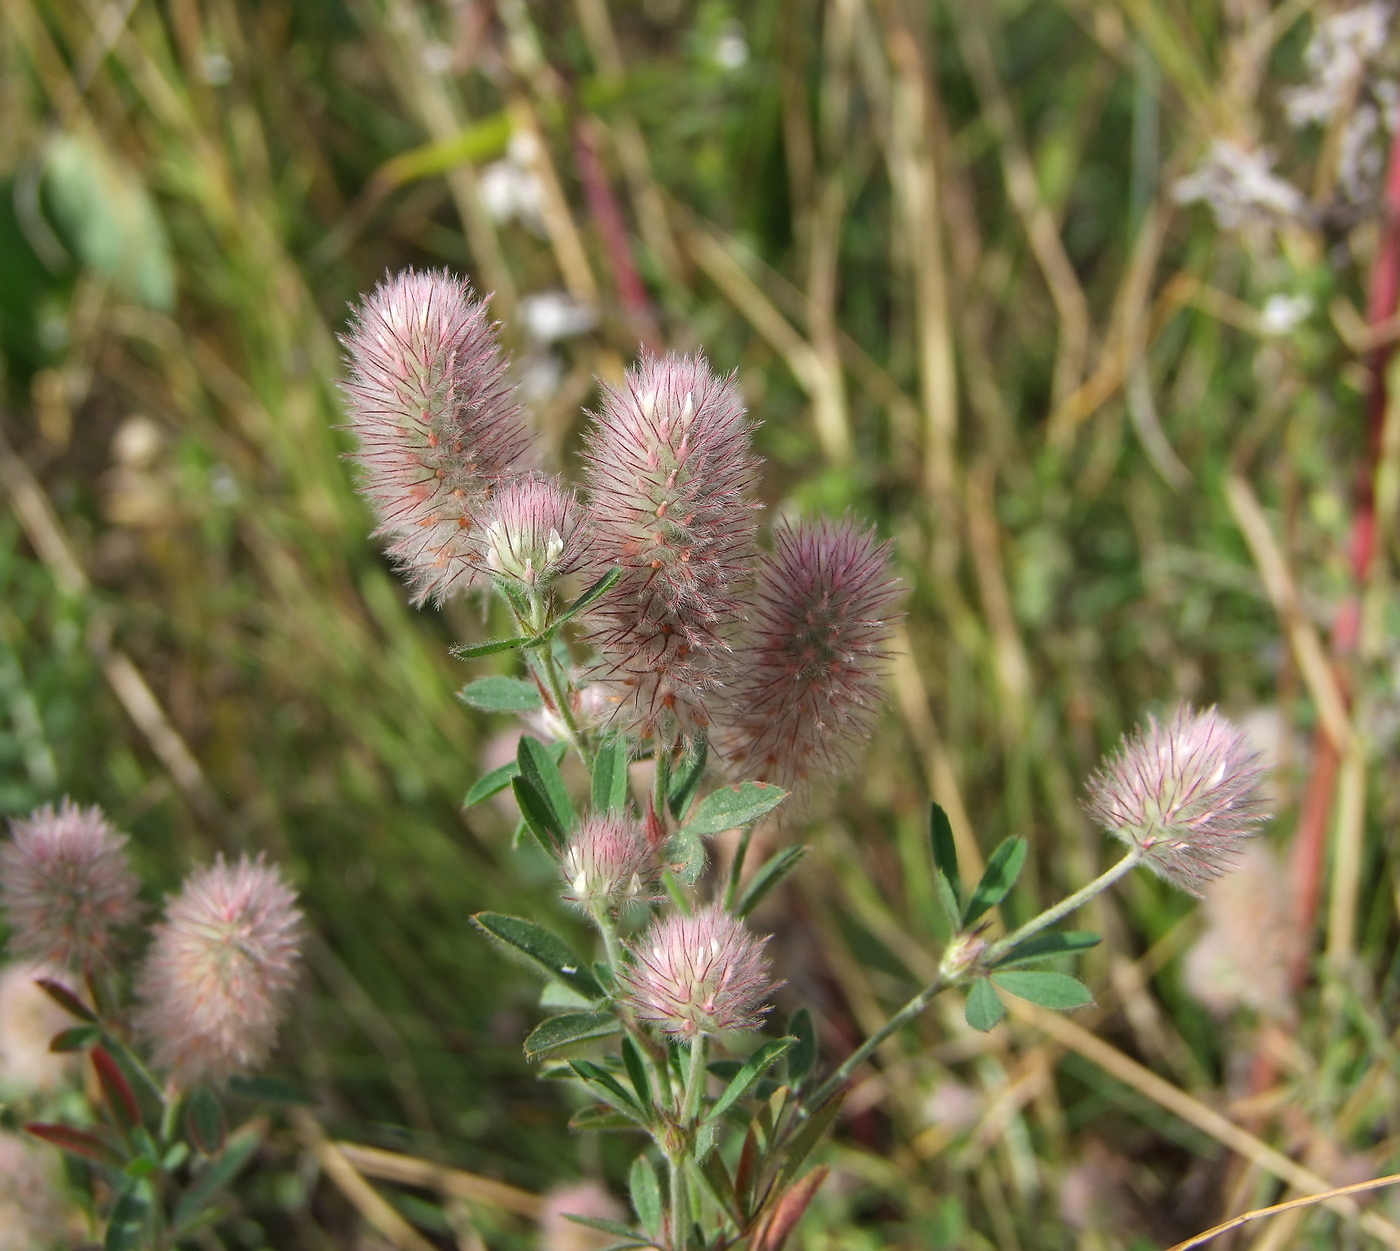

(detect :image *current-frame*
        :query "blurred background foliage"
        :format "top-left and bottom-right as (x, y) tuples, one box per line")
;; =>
(2, 0), (1400, 1247)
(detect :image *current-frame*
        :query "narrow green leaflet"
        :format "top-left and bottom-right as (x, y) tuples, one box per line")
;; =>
(664, 828), (706, 886)
(707, 1038), (795, 1123)
(471, 913), (603, 999)
(992, 931), (1101, 969)
(225, 1076), (315, 1105)
(540, 980), (594, 1010)
(964, 977), (1006, 1033)
(990, 970), (1093, 1010)
(50, 1025), (99, 1052)
(518, 735), (574, 837)
(591, 737), (630, 812)
(667, 739), (708, 819)
(105, 1183), (151, 1251)
(568, 1061), (648, 1124)
(786, 1008), (816, 1087)
(185, 1086), (226, 1156)
(513, 777), (567, 856)
(457, 675), (542, 713)
(524, 1012), (623, 1059)
(568, 1105), (640, 1133)
(451, 636), (529, 660)
(621, 1037), (651, 1108)
(562, 1214), (649, 1246)
(629, 1155), (663, 1242)
(961, 836), (1028, 926)
(555, 566), (622, 626)
(682, 781), (788, 835)
(933, 869), (962, 938)
(171, 1126), (263, 1234)
(464, 740), (566, 808)
(736, 846), (806, 917)
(929, 802), (960, 902)
(774, 1093), (844, 1192)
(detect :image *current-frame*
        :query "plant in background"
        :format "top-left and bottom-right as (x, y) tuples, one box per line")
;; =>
(338, 270), (1273, 1250)
(0, 803), (305, 1250)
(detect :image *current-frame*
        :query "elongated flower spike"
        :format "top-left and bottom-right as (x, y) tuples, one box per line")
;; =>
(559, 813), (659, 912)
(617, 905), (777, 1039)
(1, 800), (140, 971)
(1084, 705), (1268, 895)
(481, 472), (588, 593)
(136, 855), (303, 1088)
(341, 269), (533, 604)
(580, 352), (762, 741)
(719, 517), (900, 793)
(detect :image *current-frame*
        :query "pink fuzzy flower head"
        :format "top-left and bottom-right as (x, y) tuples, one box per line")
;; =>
(136, 855), (303, 1088)
(719, 517), (900, 792)
(482, 473), (588, 591)
(1, 800), (140, 970)
(617, 905), (776, 1039)
(580, 353), (762, 742)
(559, 814), (658, 912)
(341, 269), (533, 604)
(1084, 705), (1268, 895)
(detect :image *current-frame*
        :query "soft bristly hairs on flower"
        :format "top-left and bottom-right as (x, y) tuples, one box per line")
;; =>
(341, 269), (533, 605)
(617, 905), (776, 1039)
(1084, 705), (1268, 895)
(136, 855), (303, 1088)
(1, 800), (140, 970)
(580, 353), (762, 741)
(482, 472), (588, 591)
(718, 516), (900, 792)
(559, 814), (659, 912)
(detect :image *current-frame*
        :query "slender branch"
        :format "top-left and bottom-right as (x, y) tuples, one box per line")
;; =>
(668, 1151), (687, 1251)
(651, 742), (672, 824)
(534, 644), (594, 769)
(682, 1034), (707, 1125)
(722, 824), (754, 912)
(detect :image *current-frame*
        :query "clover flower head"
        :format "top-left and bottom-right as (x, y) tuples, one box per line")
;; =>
(1, 800), (140, 970)
(482, 473), (587, 590)
(1084, 705), (1268, 895)
(719, 516), (900, 792)
(617, 905), (776, 1039)
(341, 268), (532, 604)
(136, 855), (303, 1087)
(559, 814), (658, 912)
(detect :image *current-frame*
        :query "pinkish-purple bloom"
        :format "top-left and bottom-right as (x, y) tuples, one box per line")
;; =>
(559, 813), (658, 911)
(1084, 705), (1268, 895)
(482, 472), (588, 591)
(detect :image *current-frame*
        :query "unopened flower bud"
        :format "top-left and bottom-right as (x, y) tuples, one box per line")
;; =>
(560, 814), (658, 911)
(939, 932), (987, 983)
(1084, 705), (1268, 895)
(482, 473), (586, 590)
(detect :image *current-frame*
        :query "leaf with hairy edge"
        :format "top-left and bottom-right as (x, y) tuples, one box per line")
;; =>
(518, 735), (574, 837)
(457, 676), (542, 713)
(990, 970), (1094, 1010)
(961, 836), (1027, 926)
(708, 1039), (795, 1123)
(35, 978), (96, 1022)
(664, 827), (706, 886)
(992, 931), (1101, 969)
(471, 913), (603, 1000)
(683, 782), (788, 835)
(964, 978), (1005, 1032)
(464, 740), (566, 808)
(524, 1012), (623, 1059)
(451, 636), (529, 660)
(932, 869), (962, 939)
(513, 777), (567, 856)
(667, 739), (708, 819)
(568, 1105), (642, 1132)
(563, 1213), (649, 1245)
(736, 846), (806, 917)
(591, 737), (630, 812)
(568, 1061), (647, 1124)
(929, 803), (960, 900)
(621, 1037), (651, 1107)
(629, 1155), (663, 1242)
(556, 566), (622, 624)
(786, 1008), (816, 1087)
(171, 1125), (263, 1234)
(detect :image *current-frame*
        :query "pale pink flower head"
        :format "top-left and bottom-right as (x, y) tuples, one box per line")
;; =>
(719, 517), (900, 792)
(538, 1180), (626, 1251)
(617, 905), (776, 1039)
(341, 269), (533, 604)
(1084, 705), (1268, 895)
(481, 472), (588, 590)
(559, 814), (658, 912)
(580, 352), (762, 741)
(1, 800), (140, 970)
(136, 855), (303, 1088)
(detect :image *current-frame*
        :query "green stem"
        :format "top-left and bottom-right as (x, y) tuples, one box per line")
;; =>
(722, 823), (754, 912)
(668, 1151), (688, 1251)
(982, 843), (1145, 965)
(535, 644), (593, 770)
(651, 743), (672, 825)
(591, 905), (627, 978)
(682, 1034), (707, 1125)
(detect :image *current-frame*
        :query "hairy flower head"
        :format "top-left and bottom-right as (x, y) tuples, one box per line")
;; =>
(482, 473), (588, 590)
(1084, 705), (1268, 894)
(1, 800), (140, 970)
(617, 905), (775, 1039)
(341, 269), (533, 604)
(136, 855), (303, 1087)
(580, 353), (762, 741)
(719, 517), (899, 792)
(559, 814), (658, 911)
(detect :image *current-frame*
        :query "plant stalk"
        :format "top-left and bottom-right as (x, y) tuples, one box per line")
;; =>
(722, 823), (754, 912)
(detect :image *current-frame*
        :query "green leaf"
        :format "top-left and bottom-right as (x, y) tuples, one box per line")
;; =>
(557, 567), (622, 624)
(568, 1105), (642, 1133)
(171, 1125), (263, 1234)
(929, 803), (959, 901)
(707, 1039), (794, 1122)
(933, 870), (962, 938)
(621, 1037), (651, 1108)
(513, 777), (567, 856)
(962, 836), (1028, 926)
(541, 980), (594, 1010)
(992, 931), (1101, 969)
(664, 827), (706, 886)
(667, 739), (708, 819)
(50, 1025), (99, 1052)
(786, 1008), (816, 1087)
(774, 1094), (844, 1191)
(964, 978), (1006, 1032)
(518, 735), (574, 839)
(184, 1087), (225, 1156)
(736, 846), (806, 917)
(591, 737), (631, 812)
(104, 1182), (151, 1251)
(26, 1122), (121, 1165)
(696, 1150), (741, 1221)
(568, 1061), (647, 1124)
(464, 740), (566, 808)
(35, 977), (97, 1022)
(225, 1076), (315, 1105)
(457, 676), (542, 713)
(683, 782), (788, 835)
(451, 636), (530, 660)
(563, 1213), (647, 1243)
(990, 970), (1094, 1010)
(524, 1012), (623, 1059)
(471, 913), (603, 1000)
(629, 1155), (663, 1242)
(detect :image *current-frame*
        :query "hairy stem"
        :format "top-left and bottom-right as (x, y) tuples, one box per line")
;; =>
(535, 643), (593, 769)
(682, 1034), (708, 1125)
(668, 1150), (688, 1251)
(651, 742), (672, 825)
(722, 823), (754, 912)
